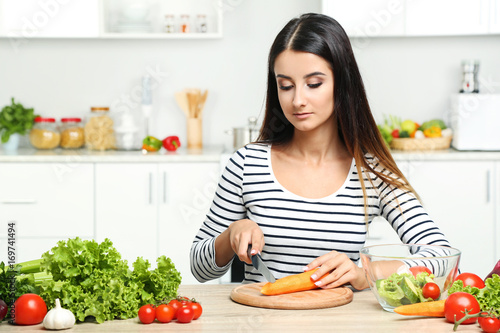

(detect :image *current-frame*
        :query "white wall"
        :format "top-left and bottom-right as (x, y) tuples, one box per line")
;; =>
(1, 0), (500, 149)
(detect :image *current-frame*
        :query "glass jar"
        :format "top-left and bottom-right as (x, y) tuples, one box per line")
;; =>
(180, 14), (190, 33)
(84, 107), (116, 151)
(114, 112), (142, 150)
(164, 14), (175, 33)
(29, 117), (61, 149)
(196, 14), (207, 33)
(60, 118), (85, 149)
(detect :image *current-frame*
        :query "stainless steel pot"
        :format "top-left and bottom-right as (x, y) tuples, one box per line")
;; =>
(226, 117), (260, 150)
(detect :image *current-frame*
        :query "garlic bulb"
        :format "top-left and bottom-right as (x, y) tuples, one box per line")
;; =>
(43, 298), (75, 330)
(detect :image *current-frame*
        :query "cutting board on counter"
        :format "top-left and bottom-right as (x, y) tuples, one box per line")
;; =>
(230, 282), (353, 310)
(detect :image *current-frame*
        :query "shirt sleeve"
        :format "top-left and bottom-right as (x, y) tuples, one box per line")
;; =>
(190, 148), (248, 282)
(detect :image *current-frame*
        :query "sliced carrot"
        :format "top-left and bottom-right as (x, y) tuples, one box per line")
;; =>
(393, 299), (446, 317)
(260, 268), (327, 296)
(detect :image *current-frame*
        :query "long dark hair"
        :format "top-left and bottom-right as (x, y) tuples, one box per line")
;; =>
(258, 13), (418, 215)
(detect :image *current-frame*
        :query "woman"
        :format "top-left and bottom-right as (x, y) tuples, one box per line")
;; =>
(190, 13), (450, 290)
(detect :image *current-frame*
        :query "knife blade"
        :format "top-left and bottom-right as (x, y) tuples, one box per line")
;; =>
(247, 245), (276, 283)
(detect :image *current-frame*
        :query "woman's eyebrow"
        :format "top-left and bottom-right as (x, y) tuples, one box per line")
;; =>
(276, 71), (326, 79)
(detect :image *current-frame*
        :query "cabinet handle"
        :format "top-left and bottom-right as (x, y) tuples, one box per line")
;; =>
(163, 171), (167, 204)
(149, 172), (153, 205)
(0, 200), (37, 204)
(486, 169), (491, 203)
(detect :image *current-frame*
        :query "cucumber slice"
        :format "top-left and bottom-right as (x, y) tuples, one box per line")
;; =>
(401, 276), (420, 304)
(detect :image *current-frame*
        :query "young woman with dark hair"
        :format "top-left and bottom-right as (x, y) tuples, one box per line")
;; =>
(190, 13), (451, 290)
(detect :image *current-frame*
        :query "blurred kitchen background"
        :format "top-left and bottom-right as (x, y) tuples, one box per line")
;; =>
(1, 0), (499, 150)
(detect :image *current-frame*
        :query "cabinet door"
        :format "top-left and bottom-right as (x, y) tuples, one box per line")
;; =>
(406, 0), (489, 36)
(158, 162), (220, 284)
(408, 161), (495, 278)
(95, 163), (158, 266)
(322, 0), (405, 37)
(491, 0), (500, 33)
(0, 0), (99, 37)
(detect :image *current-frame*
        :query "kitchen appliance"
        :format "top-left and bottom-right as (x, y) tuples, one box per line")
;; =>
(460, 59), (480, 93)
(226, 116), (260, 151)
(247, 245), (276, 283)
(450, 93), (500, 150)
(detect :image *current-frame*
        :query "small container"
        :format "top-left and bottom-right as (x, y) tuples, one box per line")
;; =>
(60, 118), (85, 149)
(115, 112), (141, 150)
(196, 14), (207, 33)
(460, 59), (480, 93)
(84, 107), (116, 151)
(29, 117), (61, 149)
(164, 14), (175, 33)
(180, 14), (190, 33)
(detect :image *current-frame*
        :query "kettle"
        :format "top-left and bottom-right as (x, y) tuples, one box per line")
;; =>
(226, 116), (260, 151)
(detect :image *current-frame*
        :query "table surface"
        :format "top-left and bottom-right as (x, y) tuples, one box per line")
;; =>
(1, 284), (482, 333)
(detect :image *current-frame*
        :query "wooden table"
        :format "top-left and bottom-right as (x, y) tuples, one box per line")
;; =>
(2, 284), (481, 332)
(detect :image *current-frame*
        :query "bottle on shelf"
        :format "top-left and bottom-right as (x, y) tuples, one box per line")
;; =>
(180, 14), (190, 33)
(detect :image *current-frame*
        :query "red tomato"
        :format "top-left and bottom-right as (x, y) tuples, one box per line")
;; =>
(409, 266), (432, 278)
(422, 282), (441, 300)
(138, 304), (155, 324)
(176, 305), (194, 324)
(155, 304), (175, 323)
(168, 299), (181, 319)
(444, 292), (481, 324)
(13, 293), (47, 325)
(455, 272), (486, 289)
(190, 302), (203, 320)
(479, 316), (500, 333)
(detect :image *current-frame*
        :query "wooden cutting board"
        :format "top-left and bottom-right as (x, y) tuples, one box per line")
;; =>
(230, 282), (354, 310)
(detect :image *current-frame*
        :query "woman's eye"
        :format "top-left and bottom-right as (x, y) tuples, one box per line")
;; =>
(279, 85), (293, 91)
(308, 82), (323, 88)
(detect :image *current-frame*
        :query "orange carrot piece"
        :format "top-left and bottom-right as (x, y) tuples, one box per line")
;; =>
(260, 268), (326, 296)
(393, 300), (446, 317)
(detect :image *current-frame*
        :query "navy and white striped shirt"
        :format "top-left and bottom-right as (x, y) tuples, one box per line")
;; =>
(190, 143), (450, 283)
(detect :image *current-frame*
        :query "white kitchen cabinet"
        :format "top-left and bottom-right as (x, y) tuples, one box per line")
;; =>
(408, 160), (495, 278)
(95, 163), (159, 266)
(490, 0), (500, 33)
(322, 0), (406, 37)
(158, 162), (220, 284)
(0, 163), (94, 263)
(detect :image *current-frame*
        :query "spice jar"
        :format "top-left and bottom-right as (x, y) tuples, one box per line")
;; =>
(84, 107), (116, 151)
(196, 14), (207, 33)
(29, 117), (61, 149)
(164, 14), (175, 33)
(180, 14), (190, 33)
(60, 118), (85, 149)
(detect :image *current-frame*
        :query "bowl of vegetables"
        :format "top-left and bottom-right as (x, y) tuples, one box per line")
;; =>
(360, 244), (461, 312)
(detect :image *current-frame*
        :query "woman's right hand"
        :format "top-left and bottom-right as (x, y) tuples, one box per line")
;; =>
(228, 219), (264, 264)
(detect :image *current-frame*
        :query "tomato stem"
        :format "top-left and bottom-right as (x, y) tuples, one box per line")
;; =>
(453, 310), (487, 331)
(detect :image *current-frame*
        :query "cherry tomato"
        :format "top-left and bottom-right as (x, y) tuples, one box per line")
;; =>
(13, 293), (47, 325)
(138, 304), (155, 324)
(422, 282), (441, 300)
(444, 292), (480, 324)
(168, 299), (181, 319)
(455, 272), (486, 289)
(190, 302), (203, 320)
(479, 316), (500, 333)
(409, 266), (432, 278)
(155, 304), (175, 323)
(176, 305), (194, 324)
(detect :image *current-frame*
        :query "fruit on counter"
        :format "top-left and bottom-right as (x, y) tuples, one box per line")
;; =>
(444, 292), (480, 324)
(479, 315), (500, 333)
(156, 304), (175, 323)
(401, 119), (418, 134)
(420, 119), (447, 131)
(176, 305), (194, 324)
(260, 268), (327, 296)
(423, 126), (442, 138)
(42, 298), (75, 330)
(13, 293), (47, 325)
(393, 299), (445, 317)
(0, 299), (7, 320)
(138, 304), (156, 324)
(376, 270), (436, 307)
(142, 136), (163, 152)
(455, 272), (486, 289)
(391, 129), (400, 138)
(162, 135), (181, 151)
(138, 296), (203, 325)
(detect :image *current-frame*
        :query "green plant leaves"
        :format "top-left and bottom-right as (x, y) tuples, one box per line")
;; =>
(0, 97), (38, 143)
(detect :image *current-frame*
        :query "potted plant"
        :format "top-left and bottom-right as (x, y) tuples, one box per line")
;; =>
(0, 97), (38, 151)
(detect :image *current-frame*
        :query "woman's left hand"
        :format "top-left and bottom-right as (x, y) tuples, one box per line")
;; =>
(305, 251), (368, 290)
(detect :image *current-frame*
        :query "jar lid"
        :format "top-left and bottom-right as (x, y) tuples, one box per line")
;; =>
(34, 117), (56, 123)
(61, 117), (82, 123)
(91, 107), (110, 112)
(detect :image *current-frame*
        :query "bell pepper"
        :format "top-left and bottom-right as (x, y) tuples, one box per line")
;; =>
(162, 136), (181, 152)
(142, 136), (162, 152)
(423, 126), (442, 138)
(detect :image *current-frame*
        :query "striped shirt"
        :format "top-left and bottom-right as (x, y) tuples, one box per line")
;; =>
(190, 143), (450, 283)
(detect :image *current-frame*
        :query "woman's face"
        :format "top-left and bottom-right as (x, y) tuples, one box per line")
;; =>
(274, 50), (335, 134)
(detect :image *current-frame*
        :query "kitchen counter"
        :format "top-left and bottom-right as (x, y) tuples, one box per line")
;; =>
(391, 148), (500, 161)
(2, 284), (480, 332)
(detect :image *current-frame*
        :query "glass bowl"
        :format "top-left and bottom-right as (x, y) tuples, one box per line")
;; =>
(360, 244), (461, 312)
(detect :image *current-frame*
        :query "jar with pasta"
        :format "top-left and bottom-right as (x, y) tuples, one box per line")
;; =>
(84, 107), (116, 150)
(60, 118), (85, 149)
(29, 117), (61, 149)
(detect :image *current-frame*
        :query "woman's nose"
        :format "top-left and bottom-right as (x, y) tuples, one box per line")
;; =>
(292, 86), (307, 108)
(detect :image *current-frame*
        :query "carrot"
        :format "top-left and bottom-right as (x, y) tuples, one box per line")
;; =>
(393, 300), (446, 317)
(260, 268), (327, 296)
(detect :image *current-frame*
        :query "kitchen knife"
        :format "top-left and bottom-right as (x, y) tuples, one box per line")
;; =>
(247, 245), (276, 283)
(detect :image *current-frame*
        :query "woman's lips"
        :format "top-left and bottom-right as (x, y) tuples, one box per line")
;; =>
(294, 112), (312, 119)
